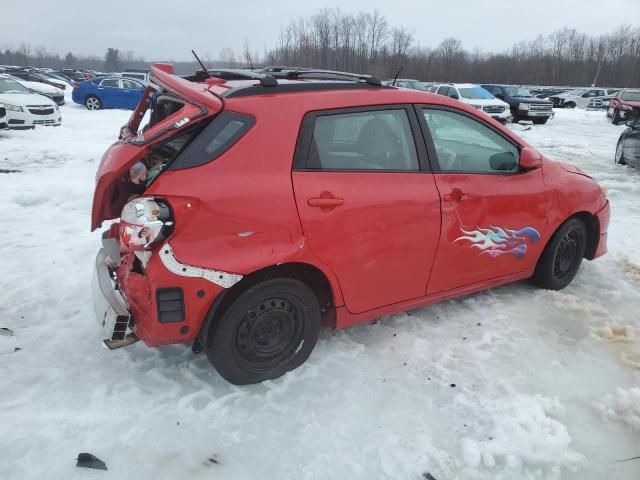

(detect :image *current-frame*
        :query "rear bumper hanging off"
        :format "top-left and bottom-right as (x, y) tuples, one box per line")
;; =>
(92, 248), (138, 349)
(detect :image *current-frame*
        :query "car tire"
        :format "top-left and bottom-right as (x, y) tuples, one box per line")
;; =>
(205, 278), (321, 385)
(85, 95), (102, 110)
(511, 114), (520, 124)
(565, 102), (576, 109)
(532, 117), (548, 125)
(612, 109), (621, 125)
(532, 218), (587, 290)
(615, 138), (627, 165)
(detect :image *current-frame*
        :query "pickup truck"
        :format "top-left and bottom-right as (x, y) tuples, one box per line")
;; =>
(548, 88), (608, 109)
(481, 84), (553, 124)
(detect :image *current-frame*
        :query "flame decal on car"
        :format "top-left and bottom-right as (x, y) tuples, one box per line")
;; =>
(455, 226), (541, 259)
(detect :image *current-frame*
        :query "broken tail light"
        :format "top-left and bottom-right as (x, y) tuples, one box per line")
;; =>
(119, 197), (174, 251)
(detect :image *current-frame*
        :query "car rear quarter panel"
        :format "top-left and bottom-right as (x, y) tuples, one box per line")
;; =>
(144, 98), (346, 306)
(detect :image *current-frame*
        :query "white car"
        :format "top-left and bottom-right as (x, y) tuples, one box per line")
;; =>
(6, 75), (65, 106)
(549, 88), (608, 109)
(0, 75), (61, 129)
(435, 83), (511, 123)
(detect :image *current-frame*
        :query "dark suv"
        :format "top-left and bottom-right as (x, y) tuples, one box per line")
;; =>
(482, 84), (553, 124)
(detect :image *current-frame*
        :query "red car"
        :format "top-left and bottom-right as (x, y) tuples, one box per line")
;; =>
(92, 64), (610, 384)
(608, 88), (640, 125)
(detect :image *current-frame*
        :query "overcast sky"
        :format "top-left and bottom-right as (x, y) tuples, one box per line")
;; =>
(3, 0), (639, 61)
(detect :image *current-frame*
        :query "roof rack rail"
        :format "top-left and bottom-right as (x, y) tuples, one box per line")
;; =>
(282, 69), (382, 86)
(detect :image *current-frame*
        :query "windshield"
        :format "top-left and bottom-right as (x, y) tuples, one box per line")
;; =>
(458, 87), (494, 100)
(411, 82), (428, 91)
(0, 77), (31, 94)
(568, 89), (586, 96)
(621, 91), (640, 102)
(504, 86), (533, 97)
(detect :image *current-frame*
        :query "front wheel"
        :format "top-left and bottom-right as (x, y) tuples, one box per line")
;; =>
(532, 218), (587, 290)
(564, 102), (576, 109)
(85, 95), (102, 110)
(615, 138), (627, 165)
(205, 278), (321, 385)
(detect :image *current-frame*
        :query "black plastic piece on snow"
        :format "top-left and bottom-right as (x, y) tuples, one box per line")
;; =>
(76, 453), (107, 470)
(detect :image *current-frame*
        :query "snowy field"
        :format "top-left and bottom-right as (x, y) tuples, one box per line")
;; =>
(1, 102), (639, 480)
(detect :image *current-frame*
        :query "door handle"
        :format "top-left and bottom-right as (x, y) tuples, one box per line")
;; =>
(443, 188), (468, 202)
(307, 197), (344, 207)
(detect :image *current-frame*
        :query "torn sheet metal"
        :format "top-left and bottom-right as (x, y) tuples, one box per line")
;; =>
(159, 243), (242, 288)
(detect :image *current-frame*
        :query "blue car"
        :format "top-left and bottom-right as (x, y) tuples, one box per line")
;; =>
(72, 77), (145, 110)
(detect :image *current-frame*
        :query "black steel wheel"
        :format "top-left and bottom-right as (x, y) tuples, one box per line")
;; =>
(565, 102), (576, 109)
(532, 218), (587, 290)
(205, 278), (321, 385)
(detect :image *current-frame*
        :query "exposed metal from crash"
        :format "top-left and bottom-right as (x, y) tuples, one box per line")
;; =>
(159, 242), (243, 288)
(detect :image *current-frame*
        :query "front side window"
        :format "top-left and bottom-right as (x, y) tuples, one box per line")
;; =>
(422, 108), (519, 173)
(100, 79), (120, 88)
(302, 109), (419, 171)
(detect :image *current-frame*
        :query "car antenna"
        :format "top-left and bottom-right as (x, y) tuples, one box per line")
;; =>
(391, 66), (403, 87)
(191, 49), (210, 78)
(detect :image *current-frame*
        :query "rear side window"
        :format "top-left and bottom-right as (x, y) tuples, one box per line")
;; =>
(168, 112), (255, 170)
(299, 109), (419, 171)
(100, 79), (120, 88)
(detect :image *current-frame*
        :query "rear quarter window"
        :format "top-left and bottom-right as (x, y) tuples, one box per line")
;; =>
(168, 111), (255, 170)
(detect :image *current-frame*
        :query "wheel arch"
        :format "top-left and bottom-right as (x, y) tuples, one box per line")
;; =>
(197, 262), (337, 349)
(542, 211), (599, 262)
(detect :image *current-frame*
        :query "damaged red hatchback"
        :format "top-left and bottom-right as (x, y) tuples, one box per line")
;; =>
(92, 64), (610, 384)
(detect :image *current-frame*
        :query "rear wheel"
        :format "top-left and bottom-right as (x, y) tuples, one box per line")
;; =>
(615, 138), (627, 165)
(532, 218), (587, 290)
(85, 95), (102, 110)
(205, 278), (321, 385)
(532, 117), (548, 125)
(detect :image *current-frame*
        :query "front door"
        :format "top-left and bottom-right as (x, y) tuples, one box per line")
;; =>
(418, 106), (549, 294)
(292, 106), (441, 314)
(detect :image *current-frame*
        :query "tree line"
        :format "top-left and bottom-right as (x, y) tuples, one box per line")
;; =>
(264, 9), (640, 87)
(2, 10), (639, 87)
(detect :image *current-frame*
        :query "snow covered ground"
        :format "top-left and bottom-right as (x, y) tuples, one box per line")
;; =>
(0, 104), (639, 480)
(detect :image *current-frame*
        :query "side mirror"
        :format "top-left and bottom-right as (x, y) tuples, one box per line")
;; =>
(495, 93), (504, 99)
(625, 119), (640, 129)
(490, 151), (517, 171)
(449, 93), (459, 100)
(519, 147), (542, 170)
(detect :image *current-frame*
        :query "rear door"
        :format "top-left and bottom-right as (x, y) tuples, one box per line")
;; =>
(292, 106), (441, 314)
(417, 106), (548, 294)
